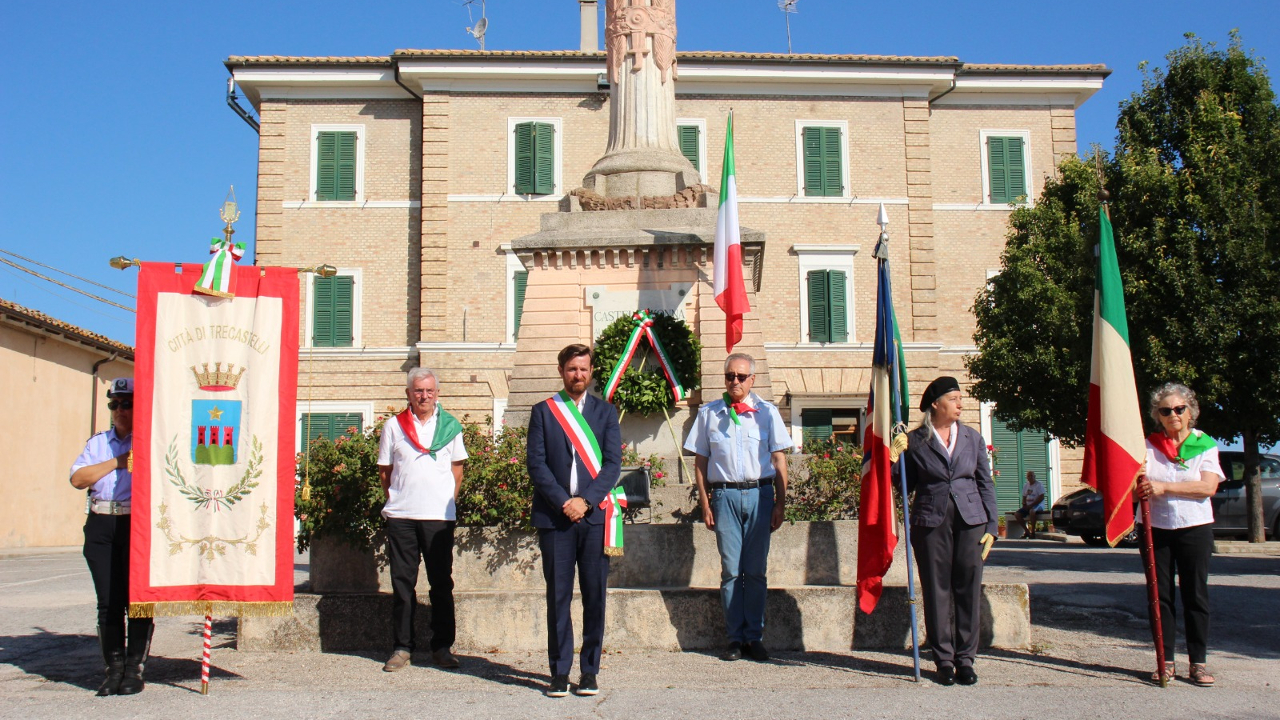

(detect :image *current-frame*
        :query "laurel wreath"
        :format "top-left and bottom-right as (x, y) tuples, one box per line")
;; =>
(592, 313), (700, 416)
(165, 436), (264, 511)
(156, 500), (272, 562)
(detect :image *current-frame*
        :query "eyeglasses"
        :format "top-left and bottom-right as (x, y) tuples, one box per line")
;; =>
(1157, 405), (1188, 417)
(108, 400), (133, 411)
(724, 372), (753, 383)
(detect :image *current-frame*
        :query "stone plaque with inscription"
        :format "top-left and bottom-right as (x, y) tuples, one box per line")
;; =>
(585, 283), (693, 337)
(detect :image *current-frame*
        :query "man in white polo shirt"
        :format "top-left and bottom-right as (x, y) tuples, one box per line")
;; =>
(378, 367), (467, 672)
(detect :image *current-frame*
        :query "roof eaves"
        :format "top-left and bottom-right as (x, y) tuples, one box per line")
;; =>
(0, 299), (134, 358)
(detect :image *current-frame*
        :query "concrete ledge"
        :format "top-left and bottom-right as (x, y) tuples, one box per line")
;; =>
(1213, 540), (1280, 555)
(310, 521), (917, 595)
(239, 584), (1029, 654)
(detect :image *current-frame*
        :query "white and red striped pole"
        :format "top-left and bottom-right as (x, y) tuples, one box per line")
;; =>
(200, 615), (213, 695)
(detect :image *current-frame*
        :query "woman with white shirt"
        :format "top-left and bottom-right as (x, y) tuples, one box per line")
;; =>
(1137, 382), (1222, 687)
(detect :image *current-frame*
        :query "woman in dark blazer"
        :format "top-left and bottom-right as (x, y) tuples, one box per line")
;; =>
(898, 376), (998, 686)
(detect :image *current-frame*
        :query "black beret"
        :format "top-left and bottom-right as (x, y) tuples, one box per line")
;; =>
(919, 376), (960, 412)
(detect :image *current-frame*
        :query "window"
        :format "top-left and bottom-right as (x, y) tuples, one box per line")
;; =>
(511, 120), (559, 195)
(300, 412), (363, 445)
(980, 131), (1031, 205)
(310, 125), (364, 203)
(308, 271), (360, 348)
(512, 270), (528, 340)
(796, 123), (846, 197)
(806, 270), (848, 343)
(801, 408), (833, 447)
(794, 245), (857, 344)
(798, 406), (862, 451)
(675, 118), (707, 181)
(990, 414), (1050, 513)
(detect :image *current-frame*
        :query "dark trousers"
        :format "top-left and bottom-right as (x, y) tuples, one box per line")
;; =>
(385, 518), (456, 653)
(910, 496), (985, 668)
(539, 522), (609, 676)
(1146, 523), (1213, 664)
(83, 514), (153, 659)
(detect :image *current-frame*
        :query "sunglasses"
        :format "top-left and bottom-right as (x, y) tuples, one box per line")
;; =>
(724, 372), (753, 383)
(108, 400), (134, 411)
(1157, 405), (1187, 417)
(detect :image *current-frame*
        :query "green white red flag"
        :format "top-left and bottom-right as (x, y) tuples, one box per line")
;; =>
(1081, 207), (1145, 547)
(601, 486), (627, 557)
(714, 112), (750, 353)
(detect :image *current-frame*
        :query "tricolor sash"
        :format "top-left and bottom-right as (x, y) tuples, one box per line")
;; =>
(395, 407), (463, 458)
(546, 391), (603, 479)
(601, 486), (627, 556)
(194, 238), (247, 299)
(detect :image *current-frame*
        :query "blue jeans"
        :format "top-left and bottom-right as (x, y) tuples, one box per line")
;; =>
(711, 485), (774, 643)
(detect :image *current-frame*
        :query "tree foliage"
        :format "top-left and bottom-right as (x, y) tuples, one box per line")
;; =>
(969, 32), (1280, 455)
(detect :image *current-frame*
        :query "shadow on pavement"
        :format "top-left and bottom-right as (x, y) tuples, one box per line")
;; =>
(457, 654), (547, 691)
(982, 647), (1147, 684)
(0, 628), (243, 693)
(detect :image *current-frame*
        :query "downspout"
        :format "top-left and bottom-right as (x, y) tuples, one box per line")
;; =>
(90, 353), (118, 436)
(226, 76), (261, 133)
(393, 57), (422, 100)
(927, 76), (959, 114)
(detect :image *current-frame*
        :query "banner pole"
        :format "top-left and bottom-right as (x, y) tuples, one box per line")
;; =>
(200, 614), (213, 695)
(891, 381), (922, 682)
(1139, 497), (1167, 686)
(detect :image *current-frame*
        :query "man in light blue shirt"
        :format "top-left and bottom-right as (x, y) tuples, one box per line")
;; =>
(684, 353), (792, 662)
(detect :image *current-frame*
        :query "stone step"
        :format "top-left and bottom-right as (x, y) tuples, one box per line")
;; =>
(238, 584), (1030, 654)
(310, 521), (915, 595)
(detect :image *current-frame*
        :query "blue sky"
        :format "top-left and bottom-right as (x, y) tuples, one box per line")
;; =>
(2, 0), (1277, 350)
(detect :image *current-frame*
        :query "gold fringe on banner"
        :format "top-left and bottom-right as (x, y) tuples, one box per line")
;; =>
(129, 601), (294, 619)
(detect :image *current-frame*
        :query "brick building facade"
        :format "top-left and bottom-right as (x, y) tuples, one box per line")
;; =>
(227, 39), (1108, 508)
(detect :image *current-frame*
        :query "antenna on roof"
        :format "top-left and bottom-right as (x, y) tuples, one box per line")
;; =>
(778, 0), (798, 55)
(463, 0), (488, 51)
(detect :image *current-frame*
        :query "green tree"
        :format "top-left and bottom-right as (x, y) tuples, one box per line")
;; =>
(969, 32), (1280, 541)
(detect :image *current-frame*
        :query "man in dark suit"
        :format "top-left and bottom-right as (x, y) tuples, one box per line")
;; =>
(526, 343), (622, 698)
(899, 376), (998, 686)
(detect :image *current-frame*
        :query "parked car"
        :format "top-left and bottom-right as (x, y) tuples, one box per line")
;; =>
(1051, 452), (1280, 546)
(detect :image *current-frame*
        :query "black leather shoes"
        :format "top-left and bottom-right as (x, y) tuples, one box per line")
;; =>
(957, 666), (978, 685)
(576, 673), (599, 696)
(546, 674), (570, 697)
(746, 640), (770, 662)
(936, 665), (956, 686)
(721, 642), (743, 661)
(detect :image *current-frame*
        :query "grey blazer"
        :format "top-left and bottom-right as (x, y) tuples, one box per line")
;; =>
(900, 422), (998, 537)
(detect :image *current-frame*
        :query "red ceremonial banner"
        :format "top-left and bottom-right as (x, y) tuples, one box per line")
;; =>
(129, 263), (298, 616)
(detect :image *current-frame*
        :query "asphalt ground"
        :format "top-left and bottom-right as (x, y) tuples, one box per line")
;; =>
(1, 540), (1278, 719)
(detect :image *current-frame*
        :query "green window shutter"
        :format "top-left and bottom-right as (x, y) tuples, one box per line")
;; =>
(990, 415), (1021, 513)
(514, 122), (535, 194)
(802, 127), (843, 197)
(1005, 137), (1026, 201)
(316, 132), (337, 201)
(313, 276), (354, 347)
(827, 270), (848, 343)
(803, 127), (824, 196)
(512, 270), (528, 340)
(316, 131), (357, 201)
(313, 276), (333, 347)
(988, 136), (1025, 204)
(807, 270), (830, 343)
(678, 125), (700, 172)
(301, 413), (363, 445)
(1018, 429), (1051, 500)
(801, 408), (834, 448)
(821, 127), (843, 197)
(533, 122), (555, 195)
(332, 276), (354, 347)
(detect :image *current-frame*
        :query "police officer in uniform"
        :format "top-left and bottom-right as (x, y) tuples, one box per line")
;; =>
(70, 378), (154, 696)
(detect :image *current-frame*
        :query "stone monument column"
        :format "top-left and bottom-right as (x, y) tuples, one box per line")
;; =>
(582, 0), (699, 198)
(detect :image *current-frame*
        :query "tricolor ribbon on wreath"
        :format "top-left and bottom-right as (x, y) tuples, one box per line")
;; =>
(193, 237), (247, 298)
(602, 310), (686, 403)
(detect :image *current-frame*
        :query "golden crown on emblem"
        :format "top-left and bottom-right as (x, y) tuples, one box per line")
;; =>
(190, 362), (246, 391)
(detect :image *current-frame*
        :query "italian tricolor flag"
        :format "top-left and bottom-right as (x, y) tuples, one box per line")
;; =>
(714, 112), (750, 353)
(1081, 207), (1145, 547)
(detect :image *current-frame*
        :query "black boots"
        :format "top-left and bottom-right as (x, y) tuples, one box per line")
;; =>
(116, 619), (153, 695)
(95, 623), (125, 696)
